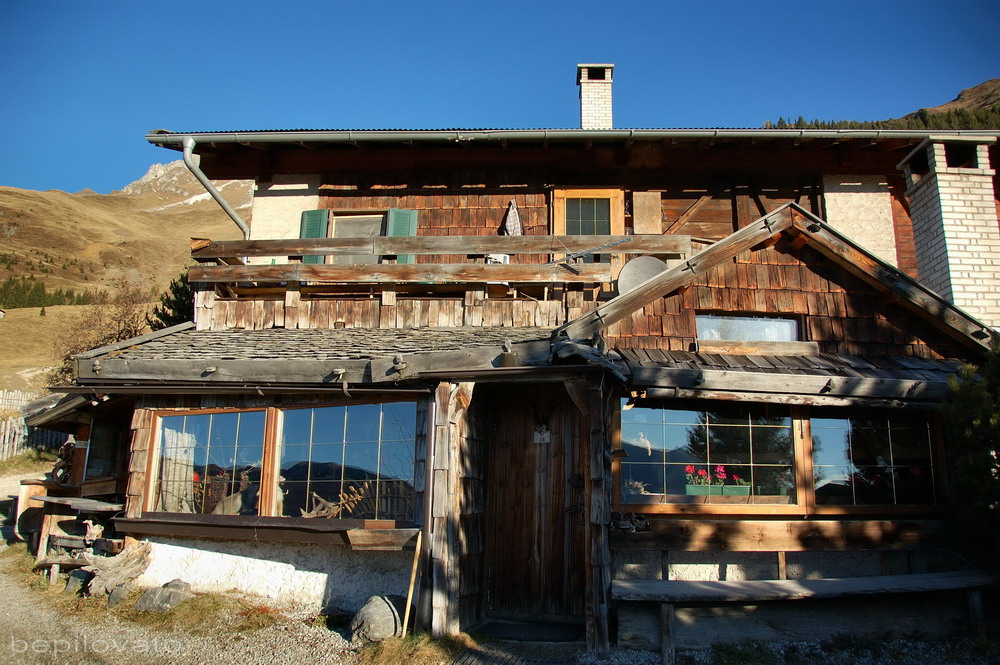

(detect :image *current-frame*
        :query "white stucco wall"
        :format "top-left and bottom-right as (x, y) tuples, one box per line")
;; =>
(822, 175), (898, 266)
(248, 175), (322, 265)
(137, 537), (411, 612)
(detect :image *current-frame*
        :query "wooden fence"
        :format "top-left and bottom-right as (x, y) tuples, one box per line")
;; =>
(0, 391), (68, 462)
(0, 389), (36, 413)
(0, 417), (66, 462)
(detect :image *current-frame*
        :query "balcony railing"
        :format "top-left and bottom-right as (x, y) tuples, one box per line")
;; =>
(189, 234), (692, 285)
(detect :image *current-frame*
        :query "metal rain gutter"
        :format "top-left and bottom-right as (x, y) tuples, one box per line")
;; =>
(182, 136), (250, 239)
(148, 127), (1000, 148)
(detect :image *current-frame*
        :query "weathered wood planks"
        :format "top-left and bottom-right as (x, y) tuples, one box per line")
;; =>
(192, 234), (691, 259)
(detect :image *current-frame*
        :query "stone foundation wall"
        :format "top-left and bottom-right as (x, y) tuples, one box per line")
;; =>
(136, 536), (411, 612)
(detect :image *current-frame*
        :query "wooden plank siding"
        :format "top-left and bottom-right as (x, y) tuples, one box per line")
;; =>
(606, 239), (968, 360)
(325, 191), (550, 266)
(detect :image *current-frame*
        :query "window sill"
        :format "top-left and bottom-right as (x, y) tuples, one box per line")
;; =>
(116, 513), (420, 550)
(615, 502), (948, 517)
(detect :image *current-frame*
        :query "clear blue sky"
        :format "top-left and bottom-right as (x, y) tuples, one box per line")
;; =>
(1, 0), (998, 194)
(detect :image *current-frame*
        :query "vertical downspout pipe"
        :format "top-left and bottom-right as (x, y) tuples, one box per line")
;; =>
(181, 136), (250, 239)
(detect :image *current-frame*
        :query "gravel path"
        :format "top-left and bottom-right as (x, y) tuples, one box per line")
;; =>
(0, 546), (361, 665)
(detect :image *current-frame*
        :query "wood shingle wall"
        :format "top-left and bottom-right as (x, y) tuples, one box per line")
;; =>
(606, 241), (965, 359)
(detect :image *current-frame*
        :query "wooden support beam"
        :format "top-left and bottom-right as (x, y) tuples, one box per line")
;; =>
(631, 367), (950, 401)
(189, 262), (614, 285)
(611, 519), (948, 552)
(191, 235), (691, 259)
(663, 194), (712, 235)
(788, 209), (993, 351)
(556, 208), (794, 340)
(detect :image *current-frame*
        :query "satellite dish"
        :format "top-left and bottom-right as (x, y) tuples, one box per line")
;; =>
(616, 256), (668, 295)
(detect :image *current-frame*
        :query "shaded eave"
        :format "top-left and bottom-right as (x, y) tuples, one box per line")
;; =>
(146, 128), (1000, 152)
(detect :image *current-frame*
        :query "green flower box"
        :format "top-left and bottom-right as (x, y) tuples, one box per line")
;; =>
(685, 484), (723, 496)
(722, 485), (751, 496)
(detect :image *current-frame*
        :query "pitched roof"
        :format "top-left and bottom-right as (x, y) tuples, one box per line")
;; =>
(75, 326), (554, 387)
(556, 202), (994, 354)
(92, 326), (552, 362)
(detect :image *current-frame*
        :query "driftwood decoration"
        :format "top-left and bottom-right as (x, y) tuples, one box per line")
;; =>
(301, 482), (371, 518)
(83, 541), (151, 597)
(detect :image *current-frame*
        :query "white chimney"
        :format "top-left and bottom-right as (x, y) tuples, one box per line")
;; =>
(577, 63), (614, 129)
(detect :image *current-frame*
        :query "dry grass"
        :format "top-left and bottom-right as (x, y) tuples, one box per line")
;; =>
(0, 541), (280, 634)
(92, 591), (282, 635)
(0, 177), (245, 393)
(0, 447), (57, 478)
(358, 633), (479, 665)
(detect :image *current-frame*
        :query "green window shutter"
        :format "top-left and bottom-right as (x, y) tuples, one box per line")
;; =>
(299, 210), (329, 264)
(385, 208), (418, 264)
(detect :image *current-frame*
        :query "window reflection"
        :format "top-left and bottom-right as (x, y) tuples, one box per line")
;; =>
(619, 401), (794, 505)
(156, 411), (265, 515)
(279, 403), (416, 520)
(811, 411), (934, 506)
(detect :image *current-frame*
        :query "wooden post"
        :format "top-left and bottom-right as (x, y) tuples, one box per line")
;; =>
(585, 376), (611, 657)
(403, 531), (422, 638)
(968, 589), (986, 635)
(660, 603), (675, 665)
(429, 381), (474, 638)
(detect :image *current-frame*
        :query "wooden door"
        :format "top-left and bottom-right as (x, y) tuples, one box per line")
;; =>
(481, 384), (587, 620)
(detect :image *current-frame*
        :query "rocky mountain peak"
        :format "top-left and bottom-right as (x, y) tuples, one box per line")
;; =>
(116, 160), (200, 197)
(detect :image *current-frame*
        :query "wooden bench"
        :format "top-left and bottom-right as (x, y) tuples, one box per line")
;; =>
(610, 520), (995, 665)
(613, 570), (994, 665)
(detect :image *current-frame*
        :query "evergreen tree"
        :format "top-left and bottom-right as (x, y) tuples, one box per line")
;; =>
(147, 270), (195, 330)
(940, 336), (1000, 563)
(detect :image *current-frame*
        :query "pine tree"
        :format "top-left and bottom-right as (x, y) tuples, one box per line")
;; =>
(147, 270), (195, 330)
(940, 336), (1000, 561)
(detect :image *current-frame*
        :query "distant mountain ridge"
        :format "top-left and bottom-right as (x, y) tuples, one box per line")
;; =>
(763, 78), (1000, 130)
(0, 161), (249, 301)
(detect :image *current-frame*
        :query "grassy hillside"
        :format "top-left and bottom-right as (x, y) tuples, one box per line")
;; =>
(0, 305), (91, 391)
(0, 162), (250, 392)
(0, 183), (243, 300)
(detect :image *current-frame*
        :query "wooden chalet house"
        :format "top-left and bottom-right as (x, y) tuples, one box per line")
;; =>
(37, 65), (1000, 654)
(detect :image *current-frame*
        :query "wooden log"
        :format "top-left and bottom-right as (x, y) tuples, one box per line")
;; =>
(631, 367), (950, 401)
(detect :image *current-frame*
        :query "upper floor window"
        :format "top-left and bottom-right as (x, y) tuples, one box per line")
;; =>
(552, 189), (625, 264)
(696, 313), (799, 342)
(299, 209), (418, 265)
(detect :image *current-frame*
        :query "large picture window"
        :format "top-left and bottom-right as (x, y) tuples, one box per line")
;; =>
(811, 410), (935, 506)
(619, 402), (795, 506)
(154, 411), (266, 515)
(616, 400), (938, 512)
(150, 401), (417, 521)
(279, 403), (416, 520)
